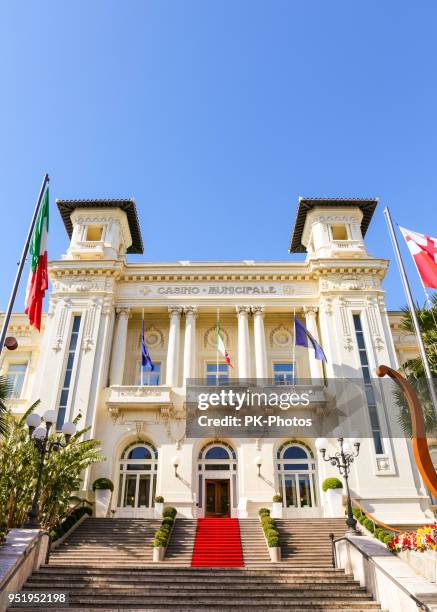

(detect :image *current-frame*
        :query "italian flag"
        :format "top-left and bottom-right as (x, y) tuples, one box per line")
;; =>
(25, 189), (49, 331)
(216, 320), (233, 367)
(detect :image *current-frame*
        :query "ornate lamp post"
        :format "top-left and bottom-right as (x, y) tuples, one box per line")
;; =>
(24, 410), (76, 529)
(315, 437), (360, 534)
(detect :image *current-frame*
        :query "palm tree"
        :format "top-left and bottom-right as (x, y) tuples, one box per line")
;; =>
(0, 375), (11, 436)
(396, 294), (437, 436)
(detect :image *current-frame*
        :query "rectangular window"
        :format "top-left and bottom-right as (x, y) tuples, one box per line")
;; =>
(56, 315), (81, 431)
(353, 314), (384, 455)
(331, 224), (349, 240)
(139, 362), (161, 386)
(6, 363), (27, 398)
(206, 362), (229, 384)
(86, 225), (103, 241)
(273, 362), (294, 385)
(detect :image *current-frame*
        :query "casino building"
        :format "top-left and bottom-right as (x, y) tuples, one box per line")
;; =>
(1, 197), (432, 526)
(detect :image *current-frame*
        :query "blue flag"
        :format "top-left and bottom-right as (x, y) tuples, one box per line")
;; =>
(294, 315), (327, 362)
(141, 319), (154, 370)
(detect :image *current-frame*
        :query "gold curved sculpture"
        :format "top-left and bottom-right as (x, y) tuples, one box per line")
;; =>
(376, 365), (437, 498)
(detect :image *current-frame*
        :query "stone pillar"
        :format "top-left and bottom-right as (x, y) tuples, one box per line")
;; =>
(252, 306), (267, 379)
(183, 306), (197, 384)
(236, 306), (251, 379)
(109, 307), (131, 386)
(304, 306), (324, 382)
(166, 306), (183, 387)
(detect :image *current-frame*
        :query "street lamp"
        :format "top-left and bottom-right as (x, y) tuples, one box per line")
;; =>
(315, 436), (361, 534)
(24, 411), (76, 529)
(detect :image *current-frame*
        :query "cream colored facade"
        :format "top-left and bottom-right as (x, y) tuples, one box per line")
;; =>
(0, 197), (432, 525)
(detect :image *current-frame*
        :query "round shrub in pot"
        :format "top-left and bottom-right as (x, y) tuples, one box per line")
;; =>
(322, 477), (343, 518)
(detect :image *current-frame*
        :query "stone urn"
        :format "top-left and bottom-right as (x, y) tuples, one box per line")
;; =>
(95, 489), (112, 518)
(271, 502), (283, 519)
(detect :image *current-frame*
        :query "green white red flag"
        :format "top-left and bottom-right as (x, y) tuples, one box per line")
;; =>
(216, 319), (233, 367)
(25, 188), (49, 330)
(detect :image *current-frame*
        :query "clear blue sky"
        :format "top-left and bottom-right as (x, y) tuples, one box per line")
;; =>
(1, 1), (436, 311)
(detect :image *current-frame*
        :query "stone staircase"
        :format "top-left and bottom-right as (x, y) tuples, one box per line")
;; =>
(12, 566), (383, 610)
(48, 517), (162, 566)
(164, 518), (196, 565)
(9, 517), (383, 610)
(276, 518), (346, 567)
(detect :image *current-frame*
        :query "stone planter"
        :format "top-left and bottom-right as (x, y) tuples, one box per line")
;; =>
(268, 546), (281, 562)
(325, 488), (343, 518)
(398, 549), (437, 583)
(271, 502), (283, 519)
(153, 546), (166, 562)
(95, 489), (112, 518)
(154, 502), (164, 519)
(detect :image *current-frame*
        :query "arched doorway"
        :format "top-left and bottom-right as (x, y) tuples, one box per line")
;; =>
(276, 441), (319, 518)
(116, 441), (158, 517)
(197, 442), (237, 518)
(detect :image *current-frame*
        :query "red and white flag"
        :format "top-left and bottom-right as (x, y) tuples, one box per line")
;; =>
(399, 226), (437, 289)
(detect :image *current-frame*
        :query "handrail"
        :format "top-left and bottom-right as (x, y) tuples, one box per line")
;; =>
(332, 536), (431, 611)
(0, 530), (50, 593)
(60, 497), (93, 521)
(351, 498), (403, 534)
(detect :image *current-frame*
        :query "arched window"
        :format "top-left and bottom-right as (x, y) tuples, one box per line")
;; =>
(198, 442), (237, 471)
(197, 442), (237, 517)
(117, 442), (158, 508)
(276, 441), (317, 509)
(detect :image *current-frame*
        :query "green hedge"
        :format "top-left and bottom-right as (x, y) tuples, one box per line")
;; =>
(162, 506), (177, 519)
(259, 512), (280, 548)
(322, 477), (343, 492)
(92, 478), (114, 492)
(153, 507), (177, 547)
(50, 506), (92, 541)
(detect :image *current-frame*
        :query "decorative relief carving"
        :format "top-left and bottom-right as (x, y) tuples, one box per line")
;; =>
(52, 300), (70, 352)
(319, 297), (333, 315)
(365, 297), (385, 351)
(82, 300), (98, 352)
(338, 298), (353, 351)
(204, 325), (230, 349)
(320, 274), (379, 292)
(269, 324), (293, 348)
(137, 324), (164, 349)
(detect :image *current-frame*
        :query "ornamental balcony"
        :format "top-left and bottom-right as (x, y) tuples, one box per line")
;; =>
(105, 385), (172, 411)
(68, 240), (105, 259)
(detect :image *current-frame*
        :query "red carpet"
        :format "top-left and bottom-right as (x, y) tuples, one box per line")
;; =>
(191, 518), (244, 567)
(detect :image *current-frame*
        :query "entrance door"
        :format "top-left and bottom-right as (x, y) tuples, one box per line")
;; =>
(205, 479), (230, 517)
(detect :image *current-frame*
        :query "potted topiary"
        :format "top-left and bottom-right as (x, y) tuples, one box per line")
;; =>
(271, 494), (283, 519)
(153, 509), (176, 561)
(154, 496), (164, 518)
(322, 477), (343, 517)
(92, 477), (114, 517)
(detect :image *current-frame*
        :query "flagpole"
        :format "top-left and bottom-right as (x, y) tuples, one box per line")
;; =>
(216, 308), (219, 386)
(384, 206), (437, 417)
(0, 173), (49, 355)
(292, 307), (296, 386)
(141, 308), (144, 387)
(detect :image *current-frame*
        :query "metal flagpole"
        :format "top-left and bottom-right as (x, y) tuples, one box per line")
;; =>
(216, 308), (220, 386)
(0, 173), (49, 355)
(384, 206), (437, 417)
(141, 308), (144, 387)
(292, 307), (296, 387)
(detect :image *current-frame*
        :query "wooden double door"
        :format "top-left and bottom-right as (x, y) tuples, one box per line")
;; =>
(205, 479), (230, 517)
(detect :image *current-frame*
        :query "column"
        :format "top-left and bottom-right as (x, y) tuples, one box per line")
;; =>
(109, 307), (130, 386)
(166, 306), (183, 387)
(252, 306), (268, 379)
(183, 306), (197, 384)
(304, 306), (324, 382)
(236, 306), (251, 379)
